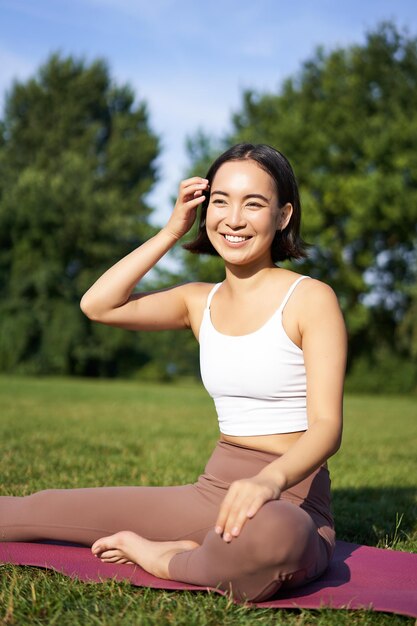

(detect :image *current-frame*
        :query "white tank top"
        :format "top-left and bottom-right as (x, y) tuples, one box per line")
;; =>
(199, 276), (310, 436)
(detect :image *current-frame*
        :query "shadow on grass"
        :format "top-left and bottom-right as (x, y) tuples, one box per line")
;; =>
(332, 486), (417, 547)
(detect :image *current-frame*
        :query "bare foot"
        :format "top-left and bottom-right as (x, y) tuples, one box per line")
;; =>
(91, 530), (199, 578)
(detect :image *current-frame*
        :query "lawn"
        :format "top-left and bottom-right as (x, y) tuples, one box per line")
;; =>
(0, 375), (416, 625)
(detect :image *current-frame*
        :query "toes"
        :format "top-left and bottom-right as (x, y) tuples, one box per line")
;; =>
(102, 555), (127, 563)
(97, 552), (134, 565)
(99, 549), (123, 560)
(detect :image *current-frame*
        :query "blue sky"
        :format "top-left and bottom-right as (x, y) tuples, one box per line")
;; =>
(1, 0), (416, 226)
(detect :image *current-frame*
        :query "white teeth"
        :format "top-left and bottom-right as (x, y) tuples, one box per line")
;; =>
(224, 235), (248, 243)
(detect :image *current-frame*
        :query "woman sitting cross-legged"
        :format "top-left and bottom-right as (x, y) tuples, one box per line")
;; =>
(0, 143), (347, 602)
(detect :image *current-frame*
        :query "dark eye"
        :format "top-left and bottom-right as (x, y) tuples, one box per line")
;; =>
(246, 202), (263, 209)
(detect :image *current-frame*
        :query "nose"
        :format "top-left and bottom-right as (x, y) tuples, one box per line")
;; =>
(225, 203), (246, 229)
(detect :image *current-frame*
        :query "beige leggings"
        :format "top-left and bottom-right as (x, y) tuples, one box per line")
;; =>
(0, 440), (335, 602)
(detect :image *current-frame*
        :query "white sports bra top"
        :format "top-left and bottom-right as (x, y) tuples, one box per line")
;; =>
(199, 275), (310, 436)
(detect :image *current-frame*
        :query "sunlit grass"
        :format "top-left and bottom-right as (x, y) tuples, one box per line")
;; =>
(0, 375), (416, 625)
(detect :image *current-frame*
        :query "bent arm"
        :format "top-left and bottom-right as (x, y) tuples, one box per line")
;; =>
(80, 229), (188, 329)
(258, 281), (347, 490)
(215, 281), (347, 541)
(80, 177), (209, 331)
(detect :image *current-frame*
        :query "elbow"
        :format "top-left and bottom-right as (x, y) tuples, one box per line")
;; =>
(80, 296), (100, 321)
(329, 430), (343, 457)
(314, 418), (342, 458)
(331, 438), (342, 456)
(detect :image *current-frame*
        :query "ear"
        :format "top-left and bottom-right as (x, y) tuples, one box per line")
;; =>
(276, 203), (293, 231)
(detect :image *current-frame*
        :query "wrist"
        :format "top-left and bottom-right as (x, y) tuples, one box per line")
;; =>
(258, 465), (287, 494)
(159, 226), (182, 245)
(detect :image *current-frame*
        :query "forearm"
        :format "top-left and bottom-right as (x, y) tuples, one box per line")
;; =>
(80, 227), (177, 316)
(258, 419), (342, 492)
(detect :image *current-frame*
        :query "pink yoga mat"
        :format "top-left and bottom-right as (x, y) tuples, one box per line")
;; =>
(1, 540), (416, 617)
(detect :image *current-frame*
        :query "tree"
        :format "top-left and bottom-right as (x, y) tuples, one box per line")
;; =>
(0, 54), (159, 376)
(184, 23), (417, 389)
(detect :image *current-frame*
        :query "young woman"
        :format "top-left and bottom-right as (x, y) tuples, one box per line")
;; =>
(0, 144), (347, 602)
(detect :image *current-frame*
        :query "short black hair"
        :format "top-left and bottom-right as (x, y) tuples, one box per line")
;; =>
(183, 143), (307, 262)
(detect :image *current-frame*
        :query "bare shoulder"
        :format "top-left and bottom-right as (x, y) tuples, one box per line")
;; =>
(180, 281), (218, 336)
(180, 281), (217, 304)
(277, 271), (342, 321)
(294, 277), (346, 332)
(275, 270), (339, 306)
(298, 276), (340, 306)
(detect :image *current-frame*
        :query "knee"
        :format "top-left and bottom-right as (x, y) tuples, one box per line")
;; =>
(200, 524), (284, 602)
(240, 502), (315, 568)
(194, 503), (318, 603)
(231, 506), (317, 601)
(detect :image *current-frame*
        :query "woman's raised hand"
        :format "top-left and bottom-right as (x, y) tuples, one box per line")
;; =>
(164, 177), (209, 241)
(214, 474), (281, 542)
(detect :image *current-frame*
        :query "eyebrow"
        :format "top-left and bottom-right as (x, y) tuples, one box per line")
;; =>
(211, 191), (270, 203)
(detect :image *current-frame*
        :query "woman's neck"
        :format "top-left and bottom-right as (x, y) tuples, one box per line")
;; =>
(223, 261), (279, 295)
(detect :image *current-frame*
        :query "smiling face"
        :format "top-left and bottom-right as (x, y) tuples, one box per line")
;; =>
(205, 159), (292, 268)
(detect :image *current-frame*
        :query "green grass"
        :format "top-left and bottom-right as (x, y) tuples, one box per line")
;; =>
(0, 375), (416, 625)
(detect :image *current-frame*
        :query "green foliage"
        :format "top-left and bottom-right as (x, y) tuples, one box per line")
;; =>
(397, 285), (417, 359)
(2, 25), (416, 391)
(184, 23), (417, 390)
(345, 352), (417, 394)
(135, 329), (200, 381)
(0, 53), (159, 376)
